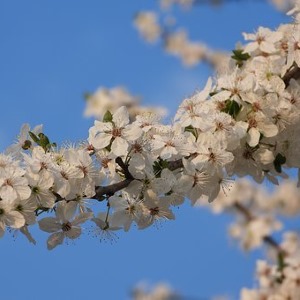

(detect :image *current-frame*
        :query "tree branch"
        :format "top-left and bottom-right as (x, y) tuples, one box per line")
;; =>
(92, 178), (134, 200)
(283, 64), (300, 86)
(115, 156), (134, 180)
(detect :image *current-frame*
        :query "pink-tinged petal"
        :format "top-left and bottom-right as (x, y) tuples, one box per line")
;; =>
(54, 179), (70, 199)
(110, 211), (131, 231)
(56, 202), (67, 223)
(122, 125), (142, 141)
(72, 212), (93, 226)
(268, 31), (282, 43)
(254, 149), (274, 165)
(242, 32), (256, 41)
(113, 106), (129, 128)
(160, 145), (177, 159)
(63, 201), (77, 221)
(65, 227), (81, 239)
(15, 185), (31, 200)
(39, 173), (54, 189)
(47, 232), (64, 250)
(91, 133), (112, 150)
(39, 217), (61, 233)
(260, 41), (276, 53)
(213, 90), (232, 102)
(260, 122), (278, 138)
(22, 211), (36, 225)
(247, 127), (260, 147)
(5, 211), (25, 228)
(94, 121), (113, 132)
(20, 226), (36, 245)
(243, 42), (258, 53)
(111, 137), (128, 156)
(36, 192), (56, 209)
(0, 185), (17, 201)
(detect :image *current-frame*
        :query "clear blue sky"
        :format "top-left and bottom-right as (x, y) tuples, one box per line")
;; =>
(0, 1), (290, 299)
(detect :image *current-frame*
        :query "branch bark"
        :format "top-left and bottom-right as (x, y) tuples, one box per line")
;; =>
(283, 64), (300, 86)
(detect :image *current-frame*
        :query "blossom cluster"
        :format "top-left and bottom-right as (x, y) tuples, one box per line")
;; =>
(132, 177), (300, 299)
(0, 3), (300, 257)
(134, 0), (297, 68)
(197, 179), (300, 251)
(134, 10), (229, 68)
(241, 231), (300, 300)
(84, 86), (167, 120)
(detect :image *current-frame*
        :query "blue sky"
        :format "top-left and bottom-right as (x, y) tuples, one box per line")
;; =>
(0, 1), (291, 299)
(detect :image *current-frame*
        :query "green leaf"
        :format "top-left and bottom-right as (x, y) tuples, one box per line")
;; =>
(273, 153), (286, 173)
(277, 252), (285, 272)
(103, 110), (113, 123)
(29, 131), (40, 144)
(38, 133), (50, 147)
(231, 49), (251, 67)
(153, 158), (169, 178)
(184, 125), (198, 138)
(222, 100), (241, 119)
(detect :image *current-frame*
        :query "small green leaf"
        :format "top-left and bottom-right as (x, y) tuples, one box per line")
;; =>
(222, 100), (241, 119)
(273, 153), (286, 173)
(185, 125), (198, 138)
(103, 110), (113, 123)
(29, 131), (40, 144)
(231, 49), (251, 67)
(38, 133), (50, 146)
(277, 252), (285, 272)
(153, 158), (169, 178)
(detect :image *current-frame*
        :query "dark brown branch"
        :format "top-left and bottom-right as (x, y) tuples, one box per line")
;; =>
(92, 178), (134, 200)
(167, 158), (184, 171)
(283, 65), (300, 86)
(115, 157), (134, 180)
(54, 178), (134, 204)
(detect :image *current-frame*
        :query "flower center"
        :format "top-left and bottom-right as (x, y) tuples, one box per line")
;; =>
(248, 118), (258, 128)
(149, 207), (159, 216)
(62, 222), (72, 232)
(112, 128), (122, 138)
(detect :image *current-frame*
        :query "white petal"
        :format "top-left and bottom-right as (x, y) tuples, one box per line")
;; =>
(16, 185), (31, 200)
(122, 125), (142, 141)
(111, 137), (128, 156)
(113, 106), (129, 128)
(63, 201), (77, 221)
(5, 211), (25, 228)
(72, 212), (93, 226)
(260, 122), (278, 138)
(0, 185), (17, 201)
(65, 227), (81, 239)
(91, 133), (112, 150)
(39, 217), (61, 233)
(247, 127), (260, 147)
(47, 232), (64, 250)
